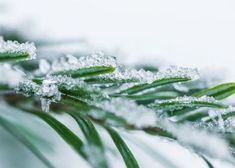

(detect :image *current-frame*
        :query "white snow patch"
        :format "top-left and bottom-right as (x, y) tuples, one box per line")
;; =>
(83, 145), (106, 167)
(95, 98), (158, 128)
(161, 120), (233, 161)
(0, 64), (25, 87)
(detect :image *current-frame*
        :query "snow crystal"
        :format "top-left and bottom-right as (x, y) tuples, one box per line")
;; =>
(0, 64), (25, 87)
(37, 78), (61, 101)
(51, 52), (117, 73)
(0, 36), (36, 60)
(94, 98), (158, 128)
(99, 66), (199, 84)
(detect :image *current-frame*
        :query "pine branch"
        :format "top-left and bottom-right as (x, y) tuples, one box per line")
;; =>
(1, 35), (235, 168)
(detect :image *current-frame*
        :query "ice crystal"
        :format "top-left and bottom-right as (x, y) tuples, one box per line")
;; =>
(95, 98), (157, 128)
(38, 78), (61, 112)
(16, 79), (39, 96)
(0, 36), (36, 59)
(17, 78), (61, 112)
(51, 53), (117, 73)
(37, 78), (61, 101)
(0, 64), (25, 87)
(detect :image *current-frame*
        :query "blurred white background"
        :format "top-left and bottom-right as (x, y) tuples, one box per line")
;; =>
(1, 0), (235, 167)
(1, 0), (235, 81)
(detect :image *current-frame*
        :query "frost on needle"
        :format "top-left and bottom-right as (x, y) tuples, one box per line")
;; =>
(0, 36), (36, 62)
(99, 66), (199, 84)
(50, 53), (117, 77)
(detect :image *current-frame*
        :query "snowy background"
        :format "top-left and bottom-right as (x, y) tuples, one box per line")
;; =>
(1, 0), (235, 81)
(1, 0), (235, 168)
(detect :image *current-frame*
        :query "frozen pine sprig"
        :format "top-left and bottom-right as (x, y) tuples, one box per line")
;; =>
(154, 66), (199, 82)
(0, 36), (36, 62)
(16, 79), (40, 96)
(99, 66), (200, 95)
(51, 53), (117, 75)
(149, 95), (224, 112)
(97, 65), (199, 84)
(204, 106), (235, 122)
(154, 96), (216, 105)
(199, 106), (235, 132)
(94, 98), (158, 128)
(17, 74), (107, 112)
(95, 67), (157, 84)
(2, 36), (235, 167)
(43, 75), (107, 100)
(17, 78), (61, 101)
